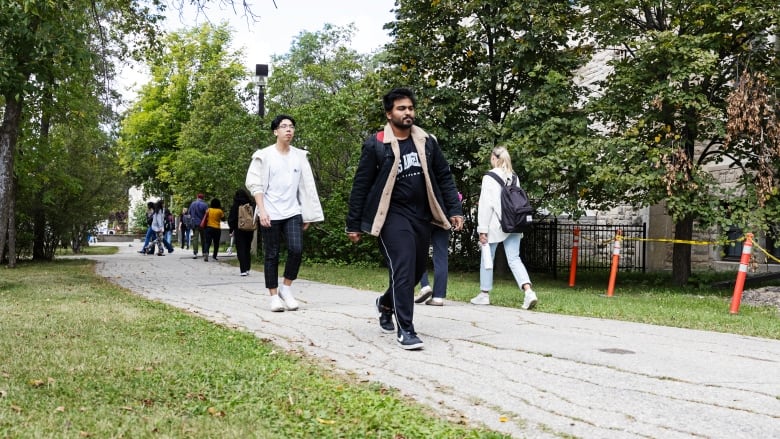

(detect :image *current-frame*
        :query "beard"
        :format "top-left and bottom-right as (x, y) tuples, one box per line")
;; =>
(390, 115), (414, 129)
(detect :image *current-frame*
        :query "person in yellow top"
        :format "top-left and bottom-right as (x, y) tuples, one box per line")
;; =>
(202, 198), (225, 262)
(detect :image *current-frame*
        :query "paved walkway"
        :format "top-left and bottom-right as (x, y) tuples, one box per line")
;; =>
(87, 241), (780, 438)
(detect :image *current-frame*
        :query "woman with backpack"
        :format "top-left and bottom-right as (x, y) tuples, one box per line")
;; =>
(470, 146), (538, 310)
(227, 188), (256, 276)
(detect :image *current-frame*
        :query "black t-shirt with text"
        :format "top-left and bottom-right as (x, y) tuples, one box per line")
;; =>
(390, 137), (431, 221)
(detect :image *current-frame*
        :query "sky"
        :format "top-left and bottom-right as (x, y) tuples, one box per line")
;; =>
(118, 0), (397, 101)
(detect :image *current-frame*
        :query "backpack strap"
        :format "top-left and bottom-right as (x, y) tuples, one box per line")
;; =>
(486, 171), (506, 186)
(374, 131), (386, 165)
(486, 171), (517, 187)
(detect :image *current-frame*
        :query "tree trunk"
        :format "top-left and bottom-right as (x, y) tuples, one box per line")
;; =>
(672, 216), (693, 286)
(0, 96), (24, 266)
(33, 91), (52, 260)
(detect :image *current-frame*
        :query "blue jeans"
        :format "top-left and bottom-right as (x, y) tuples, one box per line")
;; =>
(480, 233), (532, 292)
(163, 230), (174, 252)
(419, 226), (450, 298)
(180, 228), (191, 248)
(141, 227), (155, 252)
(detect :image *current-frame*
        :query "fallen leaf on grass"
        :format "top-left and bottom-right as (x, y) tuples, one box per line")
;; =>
(79, 431), (91, 437)
(499, 416), (508, 422)
(316, 418), (336, 425)
(54, 406), (65, 413)
(207, 407), (225, 417)
(11, 405), (22, 413)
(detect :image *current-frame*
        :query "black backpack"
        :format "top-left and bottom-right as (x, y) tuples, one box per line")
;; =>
(486, 171), (534, 233)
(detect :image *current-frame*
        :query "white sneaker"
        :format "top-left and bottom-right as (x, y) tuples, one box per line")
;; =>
(414, 285), (433, 304)
(522, 289), (538, 310)
(278, 286), (299, 311)
(470, 292), (490, 305)
(269, 295), (285, 312)
(240, 272), (248, 277)
(227, 247), (233, 256)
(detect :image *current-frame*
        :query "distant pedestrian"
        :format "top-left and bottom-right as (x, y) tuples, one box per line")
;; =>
(202, 198), (224, 262)
(178, 207), (190, 249)
(139, 201), (156, 255)
(150, 200), (167, 256)
(161, 204), (175, 254)
(246, 114), (324, 312)
(187, 193), (208, 259)
(227, 188), (256, 276)
(470, 146), (537, 310)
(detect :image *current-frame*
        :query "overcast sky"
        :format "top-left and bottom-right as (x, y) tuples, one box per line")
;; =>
(118, 0), (396, 101)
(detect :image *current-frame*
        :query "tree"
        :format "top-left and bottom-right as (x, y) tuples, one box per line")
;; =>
(383, 0), (585, 266)
(579, 0), (780, 285)
(0, 0), (162, 265)
(117, 22), (252, 208)
(15, 70), (128, 259)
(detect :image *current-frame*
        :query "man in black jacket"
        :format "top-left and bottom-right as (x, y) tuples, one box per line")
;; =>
(347, 88), (463, 350)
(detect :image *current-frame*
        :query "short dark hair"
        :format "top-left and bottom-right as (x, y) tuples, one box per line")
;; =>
(210, 198), (221, 209)
(271, 114), (296, 130)
(382, 88), (416, 112)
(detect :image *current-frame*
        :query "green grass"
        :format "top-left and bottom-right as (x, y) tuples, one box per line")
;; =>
(55, 244), (118, 256)
(0, 260), (508, 438)
(298, 263), (780, 340)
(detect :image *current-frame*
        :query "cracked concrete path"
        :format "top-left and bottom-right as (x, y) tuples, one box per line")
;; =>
(85, 241), (779, 438)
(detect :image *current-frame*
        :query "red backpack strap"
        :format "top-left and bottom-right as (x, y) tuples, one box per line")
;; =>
(374, 131), (387, 165)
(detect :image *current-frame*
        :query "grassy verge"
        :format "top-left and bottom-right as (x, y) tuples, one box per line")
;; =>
(55, 245), (118, 256)
(0, 260), (507, 438)
(298, 263), (780, 340)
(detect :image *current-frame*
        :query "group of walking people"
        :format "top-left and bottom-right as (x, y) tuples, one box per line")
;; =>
(148, 87), (537, 352)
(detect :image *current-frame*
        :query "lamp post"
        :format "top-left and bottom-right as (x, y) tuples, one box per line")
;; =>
(255, 63), (268, 117)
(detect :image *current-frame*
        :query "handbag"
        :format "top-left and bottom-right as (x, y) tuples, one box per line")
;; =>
(199, 210), (209, 229)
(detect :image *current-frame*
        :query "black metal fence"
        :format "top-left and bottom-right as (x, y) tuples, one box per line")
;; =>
(520, 219), (647, 278)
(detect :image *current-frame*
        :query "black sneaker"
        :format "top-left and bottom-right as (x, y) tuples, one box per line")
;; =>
(375, 297), (394, 333)
(396, 328), (424, 350)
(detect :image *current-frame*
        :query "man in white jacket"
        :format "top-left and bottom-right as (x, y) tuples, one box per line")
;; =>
(245, 114), (324, 312)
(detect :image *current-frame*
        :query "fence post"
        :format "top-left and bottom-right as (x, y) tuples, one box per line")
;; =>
(606, 229), (622, 297)
(569, 227), (580, 287)
(729, 233), (754, 315)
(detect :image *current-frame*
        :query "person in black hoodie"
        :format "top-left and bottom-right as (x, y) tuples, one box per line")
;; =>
(228, 188), (256, 276)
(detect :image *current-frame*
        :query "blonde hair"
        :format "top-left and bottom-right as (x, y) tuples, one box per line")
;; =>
(491, 146), (514, 175)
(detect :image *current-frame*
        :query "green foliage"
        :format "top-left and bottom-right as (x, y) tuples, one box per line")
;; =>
(0, 0), (163, 264)
(579, 0), (780, 283)
(382, 0), (586, 261)
(117, 22), (254, 207)
(13, 57), (130, 259)
(264, 24), (386, 263)
(130, 201), (150, 234)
